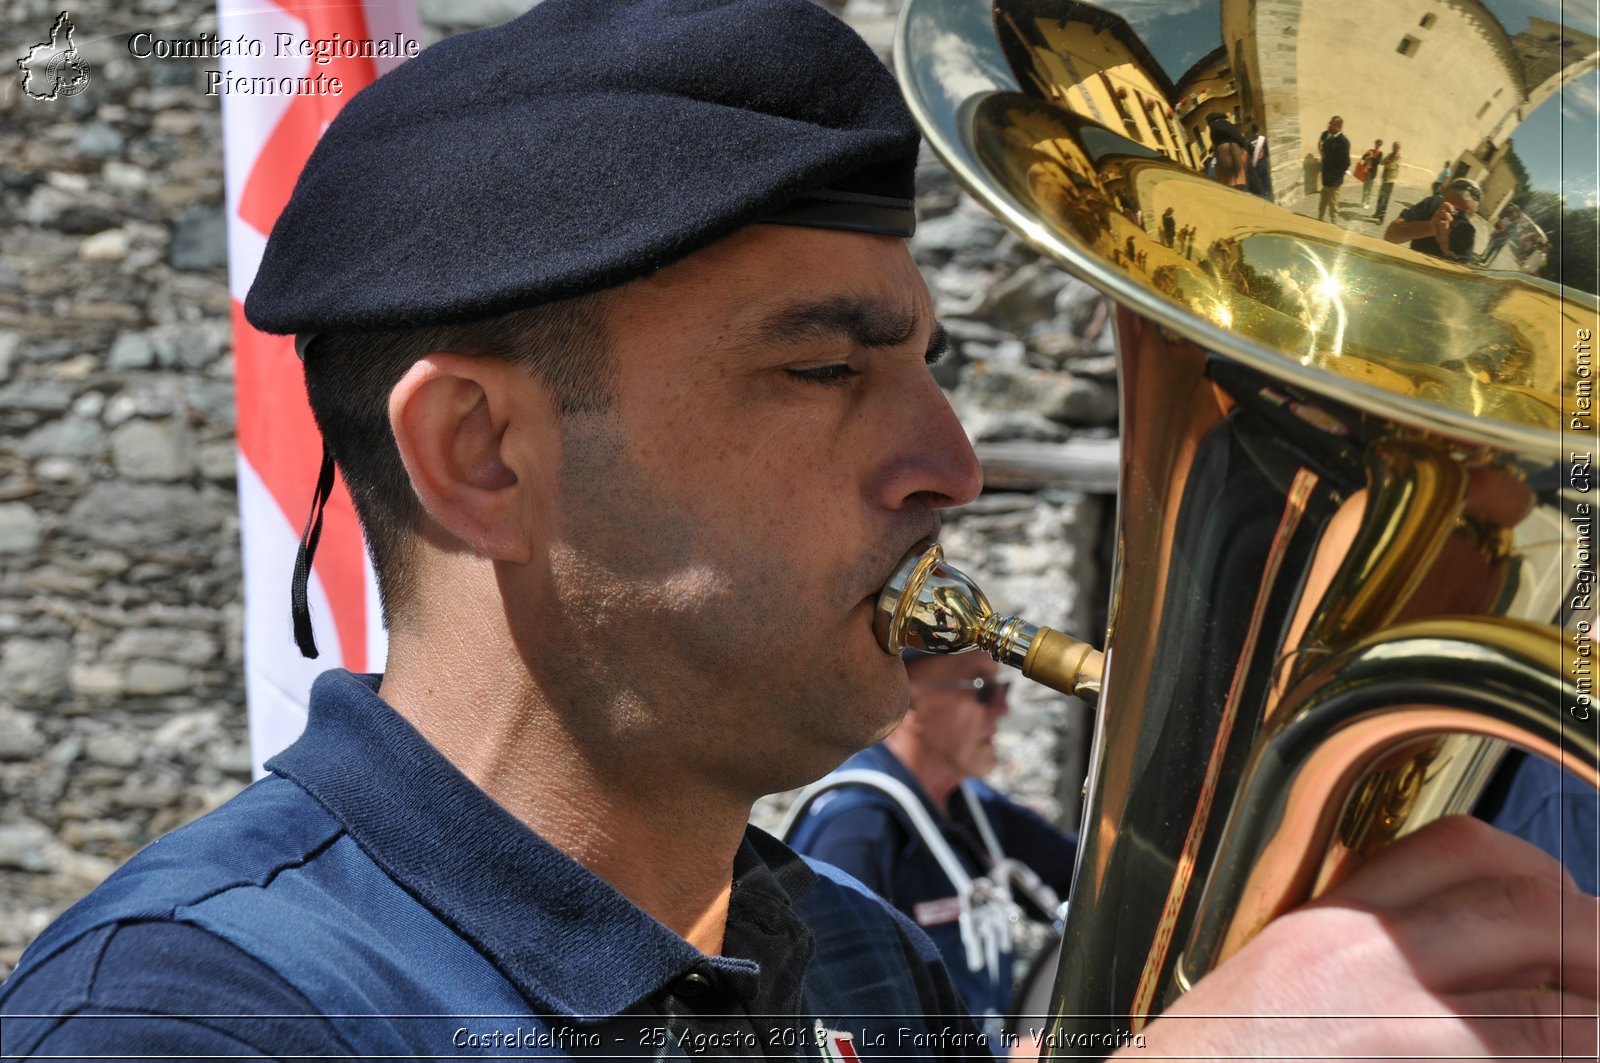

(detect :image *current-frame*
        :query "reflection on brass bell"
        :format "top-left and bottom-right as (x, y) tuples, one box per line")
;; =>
(874, 543), (1104, 705)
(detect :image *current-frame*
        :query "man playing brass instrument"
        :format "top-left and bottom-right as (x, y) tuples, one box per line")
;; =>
(2, 1), (1594, 1059)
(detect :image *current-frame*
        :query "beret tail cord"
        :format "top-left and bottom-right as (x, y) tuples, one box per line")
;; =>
(291, 445), (336, 659)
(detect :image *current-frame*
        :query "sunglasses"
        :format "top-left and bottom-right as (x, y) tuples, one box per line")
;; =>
(914, 676), (1012, 705)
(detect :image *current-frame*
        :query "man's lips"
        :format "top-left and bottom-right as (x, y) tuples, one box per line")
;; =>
(863, 527), (941, 603)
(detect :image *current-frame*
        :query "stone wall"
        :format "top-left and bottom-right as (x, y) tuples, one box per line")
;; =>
(2, 0), (255, 972)
(0, 0), (1116, 976)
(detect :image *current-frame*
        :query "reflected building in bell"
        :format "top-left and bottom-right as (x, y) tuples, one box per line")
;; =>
(997, 0), (1199, 167)
(1173, 46), (1242, 160)
(1225, 0), (1597, 214)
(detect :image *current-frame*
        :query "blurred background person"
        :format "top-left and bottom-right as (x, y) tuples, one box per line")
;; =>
(785, 649), (1078, 1045)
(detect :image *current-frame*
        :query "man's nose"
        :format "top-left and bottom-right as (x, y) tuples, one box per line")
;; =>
(873, 371), (984, 511)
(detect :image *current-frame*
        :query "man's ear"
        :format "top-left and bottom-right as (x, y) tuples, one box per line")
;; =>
(388, 354), (557, 562)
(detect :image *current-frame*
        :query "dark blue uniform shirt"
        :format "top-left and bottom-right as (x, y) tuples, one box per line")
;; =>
(785, 745), (1076, 1026)
(1478, 749), (1599, 895)
(1, 671), (987, 1061)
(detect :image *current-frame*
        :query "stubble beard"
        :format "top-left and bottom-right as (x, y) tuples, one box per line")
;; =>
(539, 415), (915, 794)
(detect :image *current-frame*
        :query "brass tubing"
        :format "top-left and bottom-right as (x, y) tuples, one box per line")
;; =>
(1172, 616), (1597, 1003)
(1292, 439), (1470, 673)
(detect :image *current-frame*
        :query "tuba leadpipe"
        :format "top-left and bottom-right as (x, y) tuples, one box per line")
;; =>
(883, 0), (1600, 1042)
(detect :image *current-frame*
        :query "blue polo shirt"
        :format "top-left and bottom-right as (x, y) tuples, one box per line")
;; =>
(1477, 749), (1598, 895)
(1, 671), (988, 1060)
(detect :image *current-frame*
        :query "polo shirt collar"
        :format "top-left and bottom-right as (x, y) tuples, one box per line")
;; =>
(266, 670), (817, 1019)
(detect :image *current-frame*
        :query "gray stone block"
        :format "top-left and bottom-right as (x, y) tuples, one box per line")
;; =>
(106, 628), (216, 668)
(0, 706), (45, 760)
(21, 415), (105, 459)
(85, 732), (142, 769)
(168, 207), (228, 272)
(110, 418), (195, 481)
(66, 482), (232, 549)
(0, 639), (72, 703)
(73, 122), (124, 160)
(125, 660), (191, 697)
(0, 380), (74, 417)
(0, 504), (43, 555)
(107, 331), (156, 370)
(0, 821), (62, 873)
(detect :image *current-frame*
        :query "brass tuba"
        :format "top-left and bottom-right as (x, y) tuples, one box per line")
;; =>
(881, 0), (1600, 1042)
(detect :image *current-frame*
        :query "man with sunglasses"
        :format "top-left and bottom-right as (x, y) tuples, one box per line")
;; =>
(787, 650), (1077, 1039)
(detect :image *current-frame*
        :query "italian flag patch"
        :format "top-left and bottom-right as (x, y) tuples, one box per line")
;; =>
(814, 1019), (861, 1063)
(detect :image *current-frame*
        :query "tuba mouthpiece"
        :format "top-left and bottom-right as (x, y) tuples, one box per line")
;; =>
(874, 543), (1104, 706)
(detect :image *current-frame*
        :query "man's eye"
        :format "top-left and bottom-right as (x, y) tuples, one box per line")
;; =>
(787, 364), (860, 386)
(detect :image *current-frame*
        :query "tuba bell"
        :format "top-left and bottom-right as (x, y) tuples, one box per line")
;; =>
(880, 0), (1600, 1044)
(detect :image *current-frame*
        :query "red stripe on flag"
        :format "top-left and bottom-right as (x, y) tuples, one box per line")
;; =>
(232, 300), (367, 671)
(238, 1), (378, 235)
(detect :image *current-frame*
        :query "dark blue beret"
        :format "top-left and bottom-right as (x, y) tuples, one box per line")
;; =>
(244, 0), (920, 336)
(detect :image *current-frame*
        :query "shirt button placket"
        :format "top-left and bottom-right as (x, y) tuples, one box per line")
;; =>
(673, 970), (714, 1003)
(656, 969), (716, 1061)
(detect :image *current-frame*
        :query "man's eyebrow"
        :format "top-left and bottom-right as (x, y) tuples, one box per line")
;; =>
(738, 296), (928, 352)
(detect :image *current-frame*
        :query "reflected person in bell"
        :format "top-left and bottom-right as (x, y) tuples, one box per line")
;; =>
(786, 649), (1077, 1044)
(1357, 138), (1384, 209)
(1384, 176), (1481, 262)
(1316, 115), (1350, 224)
(1373, 141), (1402, 221)
(1245, 123), (1273, 203)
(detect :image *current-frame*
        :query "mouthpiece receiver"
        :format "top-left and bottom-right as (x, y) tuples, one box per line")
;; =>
(875, 543), (1104, 705)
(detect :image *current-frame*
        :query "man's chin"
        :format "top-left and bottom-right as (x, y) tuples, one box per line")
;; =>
(969, 745), (1001, 780)
(837, 643), (907, 719)
(823, 658), (908, 758)
(730, 657), (904, 794)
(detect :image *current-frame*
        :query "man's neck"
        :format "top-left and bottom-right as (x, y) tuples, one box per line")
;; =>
(378, 637), (749, 955)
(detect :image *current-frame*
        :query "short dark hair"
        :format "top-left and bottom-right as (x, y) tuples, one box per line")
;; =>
(302, 293), (612, 625)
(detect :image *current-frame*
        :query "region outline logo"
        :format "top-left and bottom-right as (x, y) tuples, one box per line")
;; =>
(17, 11), (92, 101)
